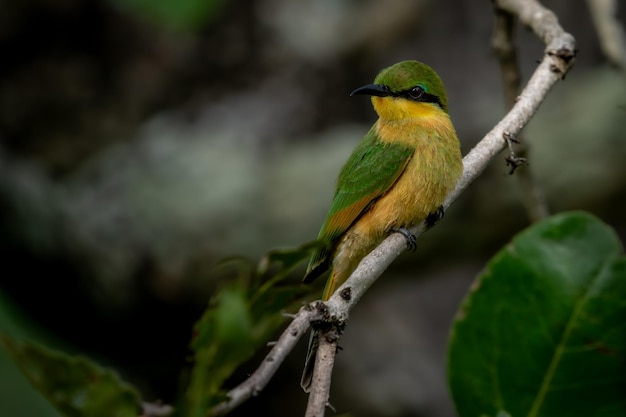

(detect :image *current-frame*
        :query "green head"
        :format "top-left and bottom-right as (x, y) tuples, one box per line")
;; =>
(351, 60), (449, 114)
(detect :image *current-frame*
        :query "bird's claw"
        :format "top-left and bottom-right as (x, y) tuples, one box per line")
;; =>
(394, 227), (417, 252)
(425, 205), (445, 228)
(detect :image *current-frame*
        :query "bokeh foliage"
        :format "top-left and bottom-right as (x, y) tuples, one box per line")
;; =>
(108, 0), (226, 30)
(1, 242), (316, 417)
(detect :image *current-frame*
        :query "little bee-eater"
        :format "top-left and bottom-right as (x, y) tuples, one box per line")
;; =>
(300, 60), (463, 392)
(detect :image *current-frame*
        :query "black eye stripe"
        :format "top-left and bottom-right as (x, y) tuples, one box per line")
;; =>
(392, 87), (443, 109)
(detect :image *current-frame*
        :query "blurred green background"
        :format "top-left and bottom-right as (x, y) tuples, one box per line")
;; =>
(0, 0), (625, 416)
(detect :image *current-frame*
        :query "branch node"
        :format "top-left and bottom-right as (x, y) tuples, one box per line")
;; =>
(340, 287), (352, 301)
(324, 328), (342, 344)
(504, 132), (520, 144)
(546, 47), (577, 78)
(310, 301), (347, 337)
(308, 301), (329, 324)
(547, 46), (577, 63)
(504, 132), (528, 174)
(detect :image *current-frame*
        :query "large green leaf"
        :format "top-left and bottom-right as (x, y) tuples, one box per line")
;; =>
(0, 336), (142, 417)
(448, 211), (626, 417)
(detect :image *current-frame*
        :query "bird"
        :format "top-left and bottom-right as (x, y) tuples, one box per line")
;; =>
(300, 60), (463, 392)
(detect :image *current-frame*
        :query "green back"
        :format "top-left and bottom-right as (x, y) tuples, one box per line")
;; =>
(304, 128), (414, 282)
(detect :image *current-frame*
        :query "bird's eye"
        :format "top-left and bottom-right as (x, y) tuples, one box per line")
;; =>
(408, 86), (424, 100)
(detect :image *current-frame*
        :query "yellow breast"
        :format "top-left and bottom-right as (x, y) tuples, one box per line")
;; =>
(353, 98), (463, 238)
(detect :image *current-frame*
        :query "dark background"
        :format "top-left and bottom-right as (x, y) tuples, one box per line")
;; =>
(1, 0), (625, 416)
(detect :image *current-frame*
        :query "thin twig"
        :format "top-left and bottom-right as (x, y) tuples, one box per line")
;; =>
(492, 9), (520, 106)
(585, 0), (626, 70)
(503, 133), (527, 175)
(304, 332), (339, 417)
(140, 402), (174, 417)
(491, 5), (550, 221)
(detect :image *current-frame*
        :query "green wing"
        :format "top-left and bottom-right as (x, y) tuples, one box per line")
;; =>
(303, 127), (414, 283)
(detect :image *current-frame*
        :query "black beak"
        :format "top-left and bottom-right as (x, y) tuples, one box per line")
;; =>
(350, 84), (392, 97)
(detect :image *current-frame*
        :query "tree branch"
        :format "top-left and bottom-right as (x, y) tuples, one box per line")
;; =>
(492, 9), (520, 107)
(210, 1), (576, 416)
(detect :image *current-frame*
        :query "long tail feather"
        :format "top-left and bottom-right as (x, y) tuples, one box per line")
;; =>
(300, 331), (319, 392)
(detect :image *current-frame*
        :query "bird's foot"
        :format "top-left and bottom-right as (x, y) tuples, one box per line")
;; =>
(393, 227), (417, 252)
(425, 205), (445, 228)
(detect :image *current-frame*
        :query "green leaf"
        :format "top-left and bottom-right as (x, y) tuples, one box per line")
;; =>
(182, 243), (312, 417)
(0, 336), (142, 417)
(254, 240), (323, 300)
(448, 211), (626, 417)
